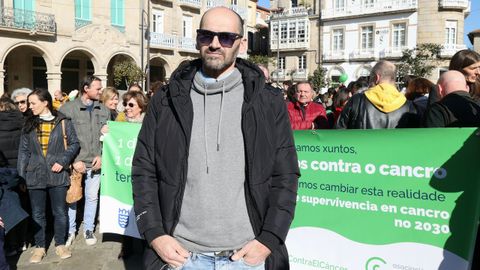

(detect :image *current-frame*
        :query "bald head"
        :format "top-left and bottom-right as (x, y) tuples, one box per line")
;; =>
(200, 7), (244, 36)
(370, 60), (397, 85)
(437, 70), (469, 97)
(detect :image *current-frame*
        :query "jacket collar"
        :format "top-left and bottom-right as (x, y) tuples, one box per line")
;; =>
(75, 96), (101, 110)
(168, 58), (266, 104)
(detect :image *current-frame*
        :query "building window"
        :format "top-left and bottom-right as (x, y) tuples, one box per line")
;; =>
(231, 0), (238, 5)
(152, 9), (164, 33)
(289, 22), (296, 43)
(75, 0), (91, 21)
(271, 21), (278, 40)
(445, 20), (457, 45)
(280, 22), (287, 44)
(392, 23), (406, 49)
(361, 25), (374, 51)
(298, 55), (307, 70)
(279, 57), (285, 70)
(332, 28), (344, 51)
(298, 21), (306, 42)
(363, 0), (375, 9)
(111, 0), (124, 28)
(13, 0), (35, 28)
(335, 0), (345, 12)
(14, 0), (34, 10)
(182, 16), (192, 38)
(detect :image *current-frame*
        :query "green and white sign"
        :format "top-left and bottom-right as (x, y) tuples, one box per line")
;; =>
(100, 121), (141, 239)
(286, 128), (480, 270)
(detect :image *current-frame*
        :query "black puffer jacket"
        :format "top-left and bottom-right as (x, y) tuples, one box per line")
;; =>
(0, 110), (23, 168)
(336, 88), (420, 129)
(17, 112), (80, 189)
(132, 58), (299, 270)
(423, 91), (480, 127)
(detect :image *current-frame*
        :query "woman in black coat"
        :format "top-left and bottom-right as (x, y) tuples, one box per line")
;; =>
(0, 97), (28, 269)
(17, 89), (79, 264)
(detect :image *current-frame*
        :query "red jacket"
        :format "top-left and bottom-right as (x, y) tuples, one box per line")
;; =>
(287, 101), (329, 130)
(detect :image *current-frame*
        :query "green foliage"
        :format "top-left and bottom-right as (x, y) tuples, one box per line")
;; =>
(247, 54), (273, 66)
(397, 43), (443, 79)
(113, 61), (144, 88)
(309, 65), (328, 91)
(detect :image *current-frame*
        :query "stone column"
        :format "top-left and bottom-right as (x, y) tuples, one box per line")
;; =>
(46, 71), (62, 96)
(0, 68), (5, 97)
(95, 72), (108, 88)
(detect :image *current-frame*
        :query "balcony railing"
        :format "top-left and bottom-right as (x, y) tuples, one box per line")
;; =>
(292, 69), (308, 80)
(440, 43), (468, 57)
(178, 37), (196, 52)
(438, 0), (470, 10)
(271, 39), (309, 50)
(323, 50), (347, 61)
(230, 5), (247, 19)
(179, 0), (202, 9)
(75, 18), (91, 29)
(349, 49), (376, 59)
(205, 1), (247, 18)
(271, 69), (286, 80)
(112, 24), (125, 33)
(323, 0), (417, 19)
(270, 7), (310, 19)
(206, 0), (224, 8)
(150, 32), (176, 49)
(0, 7), (56, 34)
(379, 46), (408, 58)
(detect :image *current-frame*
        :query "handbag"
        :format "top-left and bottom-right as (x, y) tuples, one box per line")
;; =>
(61, 120), (83, 204)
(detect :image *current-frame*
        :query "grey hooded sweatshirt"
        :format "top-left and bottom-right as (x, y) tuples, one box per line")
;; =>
(173, 68), (255, 252)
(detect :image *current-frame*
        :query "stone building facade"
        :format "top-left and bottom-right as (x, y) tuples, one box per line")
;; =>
(0, 0), (251, 96)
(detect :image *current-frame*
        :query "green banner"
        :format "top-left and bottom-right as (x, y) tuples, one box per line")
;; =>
(287, 128), (480, 270)
(99, 121), (141, 238)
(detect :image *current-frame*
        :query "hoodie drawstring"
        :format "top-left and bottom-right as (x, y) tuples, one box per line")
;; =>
(217, 82), (225, 152)
(203, 84), (209, 174)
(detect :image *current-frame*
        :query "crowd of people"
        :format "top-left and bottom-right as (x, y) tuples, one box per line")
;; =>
(278, 49), (480, 131)
(0, 77), (153, 266)
(0, 5), (479, 269)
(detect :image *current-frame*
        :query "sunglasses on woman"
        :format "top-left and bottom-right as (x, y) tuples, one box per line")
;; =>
(14, 100), (27, 105)
(196, 29), (242, 48)
(123, 102), (136, 108)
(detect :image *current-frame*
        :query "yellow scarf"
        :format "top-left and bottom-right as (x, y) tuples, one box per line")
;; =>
(364, 83), (406, 113)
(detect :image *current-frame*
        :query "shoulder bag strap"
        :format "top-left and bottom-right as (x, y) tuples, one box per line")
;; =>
(61, 120), (67, 150)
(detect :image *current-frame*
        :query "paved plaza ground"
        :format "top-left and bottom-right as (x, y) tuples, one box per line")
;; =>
(7, 227), (144, 270)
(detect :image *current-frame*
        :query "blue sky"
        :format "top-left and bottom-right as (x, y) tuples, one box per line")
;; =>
(464, 0), (479, 47)
(257, 0), (479, 48)
(258, 0), (269, 8)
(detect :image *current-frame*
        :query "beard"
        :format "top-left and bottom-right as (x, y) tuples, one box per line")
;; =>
(201, 47), (239, 76)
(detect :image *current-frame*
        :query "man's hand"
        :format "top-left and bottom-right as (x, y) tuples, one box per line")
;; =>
(150, 235), (189, 268)
(100, 125), (109, 135)
(0, 217), (4, 228)
(73, 161), (86, 174)
(51, 163), (63, 173)
(231, 239), (271, 266)
(92, 156), (102, 171)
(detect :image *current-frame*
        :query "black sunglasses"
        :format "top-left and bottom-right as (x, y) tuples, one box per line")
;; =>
(123, 102), (136, 108)
(196, 29), (242, 48)
(14, 100), (27, 105)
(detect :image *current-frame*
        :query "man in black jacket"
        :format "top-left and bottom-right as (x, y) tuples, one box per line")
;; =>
(132, 7), (299, 270)
(423, 70), (480, 127)
(336, 60), (419, 129)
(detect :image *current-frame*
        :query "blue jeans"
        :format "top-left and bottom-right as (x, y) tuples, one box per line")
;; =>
(0, 227), (9, 270)
(68, 169), (100, 234)
(168, 252), (265, 270)
(29, 186), (68, 247)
